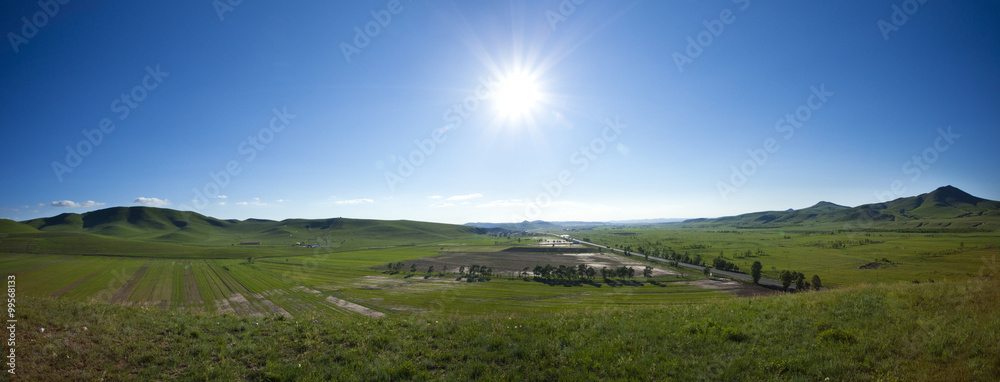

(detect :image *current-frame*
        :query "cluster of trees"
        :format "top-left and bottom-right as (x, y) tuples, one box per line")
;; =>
(532, 264), (596, 280)
(459, 265), (493, 277)
(829, 238), (884, 249)
(529, 264), (654, 280)
(711, 257), (741, 273)
(385, 262), (424, 275)
(662, 251), (704, 267)
(599, 266), (641, 280)
(386, 262), (406, 274)
(778, 270), (822, 292)
(731, 248), (766, 258)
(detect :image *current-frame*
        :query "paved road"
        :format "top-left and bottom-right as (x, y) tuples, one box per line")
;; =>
(555, 235), (793, 291)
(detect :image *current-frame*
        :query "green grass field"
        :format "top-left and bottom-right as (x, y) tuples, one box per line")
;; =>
(3, 221), (998, 320)
(576, 225), (999, 286)
(7, 276), (997, 381)
(1, 238), (734, 320)
(3, 206), (1000, 380)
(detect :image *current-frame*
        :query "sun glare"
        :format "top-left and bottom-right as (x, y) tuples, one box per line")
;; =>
(493, 72), (540, 117)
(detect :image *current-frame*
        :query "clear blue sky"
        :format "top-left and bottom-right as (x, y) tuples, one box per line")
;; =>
(2, 1), (998, 224)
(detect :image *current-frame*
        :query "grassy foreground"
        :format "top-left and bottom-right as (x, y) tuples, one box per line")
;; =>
(7, 277), (998, 381)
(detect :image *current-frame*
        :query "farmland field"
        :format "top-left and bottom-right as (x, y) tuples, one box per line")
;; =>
(4, 223), (997, 320)
(0, 234), (743, 319)
(2, 207), (999, 380)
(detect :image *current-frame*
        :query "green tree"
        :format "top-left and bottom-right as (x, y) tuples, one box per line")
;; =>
(427, 265), (434, 275)
(811, 274), (822, 291)
(459, 265), (465, 275)
(751, 261), (763, 285)
(410, 263), (417, 273)
(795, 272), (806, 291)
(643, 266), (653, 279)
(779, 270), (793, 292)
(703, 266), (711, 278)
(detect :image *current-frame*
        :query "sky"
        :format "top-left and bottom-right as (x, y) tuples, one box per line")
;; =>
(1, 0), (998, 224)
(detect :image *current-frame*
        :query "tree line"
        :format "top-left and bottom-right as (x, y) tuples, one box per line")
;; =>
(529, 264), (655, 280)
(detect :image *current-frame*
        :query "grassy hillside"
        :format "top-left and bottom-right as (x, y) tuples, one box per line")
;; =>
(10, 277), (998, 381)
(16, 207), (494, 253)
(688, 186), (1000, 229)
(0, 219), (39, 234)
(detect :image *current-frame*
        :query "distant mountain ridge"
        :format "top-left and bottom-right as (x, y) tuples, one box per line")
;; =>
(685, 186), (1000, 228)
(15, 207), (495, 245)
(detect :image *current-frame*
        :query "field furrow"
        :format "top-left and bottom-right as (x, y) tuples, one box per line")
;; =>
(109, 261), (152, 304)
(48, 261), (116, 298)
(180, 263), (203, 311)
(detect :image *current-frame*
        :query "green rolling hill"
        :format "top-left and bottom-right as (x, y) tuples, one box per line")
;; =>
(2, 207), (497, 258)
(0, 219), (40, 234)
(686, 186), (1000, 229)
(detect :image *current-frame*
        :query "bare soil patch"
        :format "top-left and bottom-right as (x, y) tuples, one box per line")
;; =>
(859, 262), (892, 269)
(227, 293), (264, 317)
(325, 296), (385, 318)
(214, 297), (235, 315)
(683, 278), (779, 298)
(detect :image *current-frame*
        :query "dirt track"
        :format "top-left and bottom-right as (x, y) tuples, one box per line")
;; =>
(684, 278), (779, 297)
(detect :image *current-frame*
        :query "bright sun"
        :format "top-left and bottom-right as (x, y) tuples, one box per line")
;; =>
(493, 72), (540, 117)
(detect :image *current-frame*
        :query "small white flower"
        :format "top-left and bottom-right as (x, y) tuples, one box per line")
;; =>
(39, 328), (45, 333)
